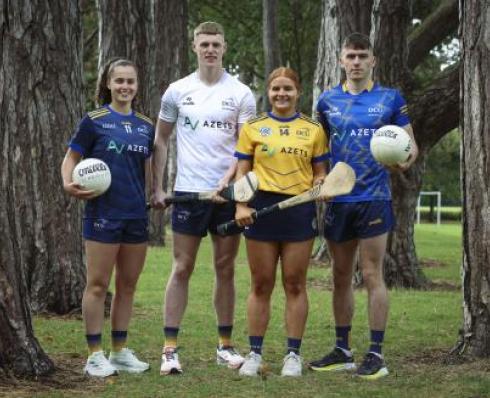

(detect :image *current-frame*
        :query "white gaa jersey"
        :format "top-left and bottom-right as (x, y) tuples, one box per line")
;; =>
(159, 71), (256, 192)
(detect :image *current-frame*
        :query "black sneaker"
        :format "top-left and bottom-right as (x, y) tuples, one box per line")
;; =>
(356, 352), (389, 380)
(308, 347), (356, 371)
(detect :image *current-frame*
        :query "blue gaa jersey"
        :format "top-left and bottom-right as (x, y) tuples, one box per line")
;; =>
(316, 81), (410, 202)
(69, 105), (155, 219)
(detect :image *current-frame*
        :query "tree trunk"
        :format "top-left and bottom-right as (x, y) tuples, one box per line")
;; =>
(312, 0), (373, 262)
(0, 0), (86, 314)
(97, 0), (155, 115)
(458, 0), (490, 357)
(262, 0), (281, 111)
(0, 0), (87, 375)
(370, 0), (426, 287)
(97, 0), (188, 245)
(149, 0), (189, 245)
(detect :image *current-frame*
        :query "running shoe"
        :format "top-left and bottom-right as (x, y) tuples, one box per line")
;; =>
(238, 352), (262, 377)
(84, 351), (118, 377)
(216, 345), (245, 369)
(281, 352), (302, 377)
(356, 352), (389, 380)
(109, 348), (150, 373)
(160, 347), (183, 375)
(308, 347), (356, 371)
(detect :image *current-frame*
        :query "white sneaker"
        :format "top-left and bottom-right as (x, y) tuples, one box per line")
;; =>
(216, 346), (245, 369)
(160, 348), (182, 375)
(84, 351), (118, 377)
(238, 352), (262, 377)
(109, 348), (149, 373)
(281, 352), (302, 377)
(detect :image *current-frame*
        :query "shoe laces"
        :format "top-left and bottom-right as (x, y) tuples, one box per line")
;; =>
(163, 348), (177, 361)
(220, 346), (239, 355)
(284, 352), (300, 364)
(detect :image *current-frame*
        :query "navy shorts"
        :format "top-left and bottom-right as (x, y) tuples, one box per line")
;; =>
(244, 190), (317, 242)
(83, 218), (149, 244)
(323, 201), (394, 242)
(171, 191), (241, 237)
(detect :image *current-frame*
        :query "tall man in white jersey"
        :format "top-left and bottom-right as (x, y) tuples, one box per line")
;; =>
(151, 21), (256, 375)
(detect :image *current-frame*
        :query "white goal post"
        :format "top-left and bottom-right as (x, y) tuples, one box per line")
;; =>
(417, 191), (441, 225)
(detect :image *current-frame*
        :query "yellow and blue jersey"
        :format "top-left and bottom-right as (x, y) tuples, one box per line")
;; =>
(235, 112), (328, 196)
(69, 105), (155, 219)
(316, 81), (410, 202)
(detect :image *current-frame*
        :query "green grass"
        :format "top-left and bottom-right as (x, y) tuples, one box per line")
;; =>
(29, 223), (490, 398)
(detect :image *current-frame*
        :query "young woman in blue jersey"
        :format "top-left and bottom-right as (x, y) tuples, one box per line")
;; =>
(61, 58), (154, 377)
(309, 33), (419, 380)
(233, 67), (328, 377)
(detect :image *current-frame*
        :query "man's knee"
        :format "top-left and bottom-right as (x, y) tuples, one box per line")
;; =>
(361, 266), (384, 290)
(333, 266), (353, 291)
(171, 259), (195, 282)
(252, 278), (274, 298)
(283, 277), (305, 297)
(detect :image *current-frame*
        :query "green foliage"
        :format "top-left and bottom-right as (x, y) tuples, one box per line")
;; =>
(421, 129), (461, 205)
(30, 225), (490, 397)
(188, 0), (321, 113)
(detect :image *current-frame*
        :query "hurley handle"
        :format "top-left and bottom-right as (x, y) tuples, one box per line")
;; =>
(216, 204), (279, 235)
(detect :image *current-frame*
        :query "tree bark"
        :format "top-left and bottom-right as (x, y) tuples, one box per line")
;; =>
(262, 0), (281, 111)
(149, 0), (189, 245)
(0, 0), (87, 375)
(97, 0), (188, 245)
(458, 0), (490, 357)
(96, 0), (155, 115)
(312, 0), (373, 262)
(408, 0), (458, 70)
(0, 0), (86, 314)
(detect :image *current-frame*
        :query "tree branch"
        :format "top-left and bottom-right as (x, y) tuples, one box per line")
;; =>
(409, 63), (459, 152)
(407, 0), (458, 70)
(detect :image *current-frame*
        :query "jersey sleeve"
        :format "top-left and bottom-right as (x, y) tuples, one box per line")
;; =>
(311, 124), (329, 163)
(392, 90), (411, 126)
(315, 95), (330, 134)
(68, 115), (96, 156)
(159, 85), (179, 123)
(234, 123), (254, 160)
(237, 88), (257, 124)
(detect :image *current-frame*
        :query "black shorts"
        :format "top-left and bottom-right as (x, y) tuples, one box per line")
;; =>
(323, 201), (395, 242)
(83, 218), (149, 244)
(171, 191), (241, 237)
(244, 190), (317, 242)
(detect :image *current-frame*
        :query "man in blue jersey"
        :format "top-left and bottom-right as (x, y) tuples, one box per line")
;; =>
(309, 33), (418, 380)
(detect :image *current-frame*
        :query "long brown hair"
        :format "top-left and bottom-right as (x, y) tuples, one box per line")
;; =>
(95, 57), (138, 107)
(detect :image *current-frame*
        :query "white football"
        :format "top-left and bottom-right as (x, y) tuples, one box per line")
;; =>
(370, 125), (412, 166)
(72, 158), (111, 196)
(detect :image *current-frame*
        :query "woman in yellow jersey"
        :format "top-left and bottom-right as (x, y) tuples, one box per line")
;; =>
(234, 67), (328, 377)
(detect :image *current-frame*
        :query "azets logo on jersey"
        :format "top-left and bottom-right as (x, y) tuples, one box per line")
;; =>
(182, 97), (195, 106)
(102, 123), (116, 129)
(350, 128), (377, 137)
(261, 144), (276, 157)
(183, 117), (199, 130)
(280, 146), (308, 157)
(107, 140), (149, 155)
